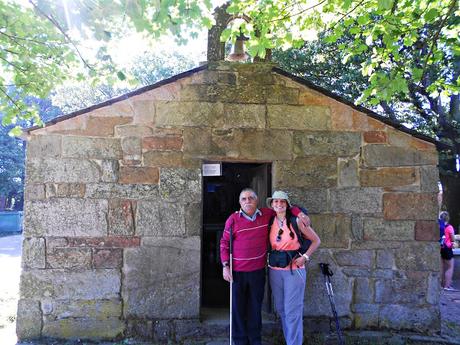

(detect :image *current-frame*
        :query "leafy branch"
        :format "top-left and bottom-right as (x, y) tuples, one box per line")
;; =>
(419, 0), (458, 86)
(0, 30), (55, 47)
(28, 0), (93, 71)
(269, 0), (328, 23)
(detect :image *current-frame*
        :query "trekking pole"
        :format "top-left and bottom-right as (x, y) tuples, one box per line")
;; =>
(319, 263), (344, 345)
(229, 226), (233, 345)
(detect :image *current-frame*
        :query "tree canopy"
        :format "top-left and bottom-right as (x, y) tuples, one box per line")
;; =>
(51, 49), (195, 113)
(0, 117), (25, 210)
(1, 0), (458, 133)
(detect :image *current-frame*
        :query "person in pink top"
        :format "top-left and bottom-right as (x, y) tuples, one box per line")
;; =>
(267, 190), (321, 345)
(439, 211), (457, 291)
(220, 188), (310, 345)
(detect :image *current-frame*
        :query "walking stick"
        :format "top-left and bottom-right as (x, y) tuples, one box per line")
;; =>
(229, 226), (233, 345)
(319, 263), (344, 345)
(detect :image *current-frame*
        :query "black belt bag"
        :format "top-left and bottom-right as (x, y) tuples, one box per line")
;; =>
(268, 250), (299, 268)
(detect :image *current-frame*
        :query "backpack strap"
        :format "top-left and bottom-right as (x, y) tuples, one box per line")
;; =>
(267, 215), (275, 252)
(290, 215), (312, 255)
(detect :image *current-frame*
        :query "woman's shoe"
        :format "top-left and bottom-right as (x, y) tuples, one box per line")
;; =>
(443, 287), (458, 291)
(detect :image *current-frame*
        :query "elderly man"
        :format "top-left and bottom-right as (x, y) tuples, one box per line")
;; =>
(220, 188), (310, 345)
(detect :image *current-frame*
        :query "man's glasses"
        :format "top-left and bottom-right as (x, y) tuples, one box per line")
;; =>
(276, 228), (295, 242)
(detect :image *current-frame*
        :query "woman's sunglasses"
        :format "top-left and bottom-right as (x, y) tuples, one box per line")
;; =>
(276, 228), (295, 242)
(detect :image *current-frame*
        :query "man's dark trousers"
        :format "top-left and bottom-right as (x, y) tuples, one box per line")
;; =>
(232, 268), (266, 345)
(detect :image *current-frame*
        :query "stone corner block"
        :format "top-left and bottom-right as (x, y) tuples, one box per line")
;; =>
(27, 135), (62, 159)
(22, 237), (46, 269)
(362, 145), (437, 168)
(415, 221), (438, 241)
(16, 299), (42, 340)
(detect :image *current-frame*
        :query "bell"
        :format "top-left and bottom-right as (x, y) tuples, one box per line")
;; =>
(226, 33), (249, 62)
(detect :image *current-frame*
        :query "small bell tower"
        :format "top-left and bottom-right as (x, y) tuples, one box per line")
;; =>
(208, 5), (257, 63)
(207, 4), (232, 62)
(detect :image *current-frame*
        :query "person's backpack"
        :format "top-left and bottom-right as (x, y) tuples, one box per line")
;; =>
(268, 206), (311, 254)
(439, 219), (446, 247)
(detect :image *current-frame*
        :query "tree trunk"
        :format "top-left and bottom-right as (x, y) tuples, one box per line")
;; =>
(0, 196), (6, 211)
(439, 171), (460, 232)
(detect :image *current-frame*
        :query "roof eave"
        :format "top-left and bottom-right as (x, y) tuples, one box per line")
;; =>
(272, 67), (441, 147)
(24, 64), (208, 133)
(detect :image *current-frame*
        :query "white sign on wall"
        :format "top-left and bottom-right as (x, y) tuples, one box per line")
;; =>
(202, 163), (222, 176)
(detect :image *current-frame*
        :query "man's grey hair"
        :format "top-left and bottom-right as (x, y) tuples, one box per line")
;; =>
(239, 188), (258, 201)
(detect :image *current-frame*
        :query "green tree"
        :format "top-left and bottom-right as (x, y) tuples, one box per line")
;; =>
(0, 0), (132, 134)
(272, 36), (370, 111)
(1, 1), (457, 128)
(1, 1), (76, 132)
(274, 31), (460, 227)
(0, 95), (60, 210)
(51, 83), (128, 114)
(0, 121), (25, 210)
(129, 50), (196, 86)
(273, 33), (451, 137)
(51, 50), (196, 113)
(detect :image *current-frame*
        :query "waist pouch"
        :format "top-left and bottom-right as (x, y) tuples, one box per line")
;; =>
(268, 250), (299, 268)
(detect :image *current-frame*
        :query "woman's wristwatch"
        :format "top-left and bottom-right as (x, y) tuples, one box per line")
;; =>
(302, 254), (310, 262)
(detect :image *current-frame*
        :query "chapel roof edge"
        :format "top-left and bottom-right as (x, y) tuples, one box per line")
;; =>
(24, 63), (444, 148)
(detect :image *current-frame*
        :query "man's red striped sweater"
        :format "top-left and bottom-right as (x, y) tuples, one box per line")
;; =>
(220, 207), (301, 272)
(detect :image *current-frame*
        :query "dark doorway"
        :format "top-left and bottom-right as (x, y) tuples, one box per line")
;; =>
(201, 162), (271, 308)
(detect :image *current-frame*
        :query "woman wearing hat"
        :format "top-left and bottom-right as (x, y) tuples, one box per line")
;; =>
(439, 211), (457, 291)
(266, 190), (321, 345)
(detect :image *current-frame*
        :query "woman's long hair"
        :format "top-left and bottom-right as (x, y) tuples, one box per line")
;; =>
(285, 208), (293, 229)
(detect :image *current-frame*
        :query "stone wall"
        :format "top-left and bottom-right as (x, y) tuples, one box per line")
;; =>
(18, 62), (440, 341)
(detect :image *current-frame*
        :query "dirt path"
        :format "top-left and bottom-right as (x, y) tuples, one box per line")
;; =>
(440, 279), (460, 343)
(0, 234), (22, 345)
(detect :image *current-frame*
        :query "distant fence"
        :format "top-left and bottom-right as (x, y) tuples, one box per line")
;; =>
(0, 211), (23, 233)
